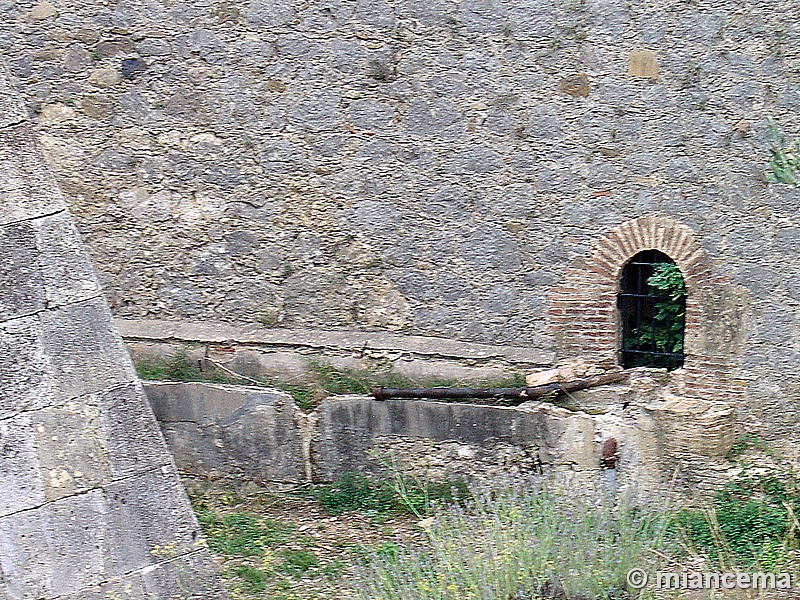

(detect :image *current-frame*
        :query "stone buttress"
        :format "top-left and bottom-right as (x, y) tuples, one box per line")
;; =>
(0, 63), (226, 599)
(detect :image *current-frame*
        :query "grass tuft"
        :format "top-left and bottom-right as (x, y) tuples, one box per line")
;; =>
(674, 466), (800, 570)
(276, 549), (319, 576)
(308, 471), (469, 519)
(135, 352), (527, 412)
(196, 509), (293, 557)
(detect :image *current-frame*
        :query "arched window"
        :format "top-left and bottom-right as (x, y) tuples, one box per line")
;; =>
(617, 250), (686, 371)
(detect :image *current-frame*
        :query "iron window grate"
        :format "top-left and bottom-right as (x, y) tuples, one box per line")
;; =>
(617, 249), (686, 371)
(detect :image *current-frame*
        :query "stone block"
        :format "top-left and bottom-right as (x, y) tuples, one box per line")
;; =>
(144, 382), (305, 483)
(628, 50), (659, 78)
(88, 68), (121, 87)
(0, 64), (26, 127)
(104, 468), (202, 574)
(457, 0), (508, 34)
(559, 73), (590, 98)
(651, 395), (736, 458)
(0, 125), (67, 226)
(140, 550), (228, 598)
(313, 396), (608, 481)
(261, 139), (308, 174)
(0, 221), (45, 321)
(28, 1), (57, 21)
(0, 315), (55, 419)
(532, 407), (597, 470)
(33, 212), (102, 309)
(444, 145), (504, 174)
(32, 401), (111, 501)
(314, 397), (524, 478)
(246, 0), (295, 28)
(525, 366), (578, 386)
(39, 297), (136, 401)
(0, 415), (45, 518)
(0, 490), (109, 598)
(97, 383), (172, 478)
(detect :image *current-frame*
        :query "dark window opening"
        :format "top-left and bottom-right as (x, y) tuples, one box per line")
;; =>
(617, 249), (686, 371)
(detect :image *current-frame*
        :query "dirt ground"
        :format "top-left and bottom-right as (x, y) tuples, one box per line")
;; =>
(183, 477), (427, 600)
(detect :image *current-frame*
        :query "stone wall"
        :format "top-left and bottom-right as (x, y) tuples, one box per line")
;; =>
(2, 0), (800, 454)
(0, 64), (224, 600)
(145, 378), (738, 496)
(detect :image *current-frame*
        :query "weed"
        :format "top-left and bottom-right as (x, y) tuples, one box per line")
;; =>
(307, 361), (526, 398)
(135, 350), (232, 384)
(308, 361), (375, 395)
(725, 433), (773, 461)
(275, 383), (322, 411)
(344, 541), (403, 563)
(373, 451), (470, 518)
(766, 117), (800, 187)
(311, 472), (395, 516)
(276, 549), (319, 576)
(225, 565), (269, 593)
(197, 510), (293, 557)
(310, 468), (469, 519)
(674, 467), (800, 569)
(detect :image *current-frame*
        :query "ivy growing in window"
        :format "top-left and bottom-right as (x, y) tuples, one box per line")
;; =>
(618, 251), (686, 371)
(631, 263), (687, 354)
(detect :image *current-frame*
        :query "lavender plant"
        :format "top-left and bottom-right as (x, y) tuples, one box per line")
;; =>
(353, 482), (671, 600)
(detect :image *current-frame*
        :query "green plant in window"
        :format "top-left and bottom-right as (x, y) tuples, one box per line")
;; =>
(626, 262), (687, 360)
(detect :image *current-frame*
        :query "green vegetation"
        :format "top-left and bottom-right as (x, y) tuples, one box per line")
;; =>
(725, 433), (773, 462)
(276, 549), (319, 576)
(625, 262), (686, 366)
(226, 565), (269, 594)
(675, 467), (800, 570)
(134, 350), (525, 411)
(309, 470), (469, 519)
(194, 502), (325, 597)
(310, 472), (395, 516)
(196, 510), (294, 557)
(767, 117), (800, 187)
(135, 351), (232, 384)
(354, 485), (672, 600)
(192, 462), (800, 600)
(351, 468), (800, 599)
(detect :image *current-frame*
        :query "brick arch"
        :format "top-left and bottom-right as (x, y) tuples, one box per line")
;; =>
(548, 215), (743, 400)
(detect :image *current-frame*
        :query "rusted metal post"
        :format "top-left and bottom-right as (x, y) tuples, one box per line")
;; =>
(372, 371), (626, 403)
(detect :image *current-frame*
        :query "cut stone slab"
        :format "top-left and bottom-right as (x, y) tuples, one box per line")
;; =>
(628, 50), (659, 78)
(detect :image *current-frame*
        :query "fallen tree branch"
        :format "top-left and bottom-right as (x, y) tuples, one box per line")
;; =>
(372, 371), (627, 404)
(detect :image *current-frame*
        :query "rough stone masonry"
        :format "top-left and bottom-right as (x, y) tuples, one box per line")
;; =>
(3, 0), (797, 458)
(1, 0), (800, 494)
(0, 62), (225, 599)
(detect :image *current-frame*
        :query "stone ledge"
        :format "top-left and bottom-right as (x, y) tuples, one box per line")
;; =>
(117, 318), (555, 366)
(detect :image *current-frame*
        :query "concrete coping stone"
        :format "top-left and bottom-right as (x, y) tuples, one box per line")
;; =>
(117, 318), (556, 365)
